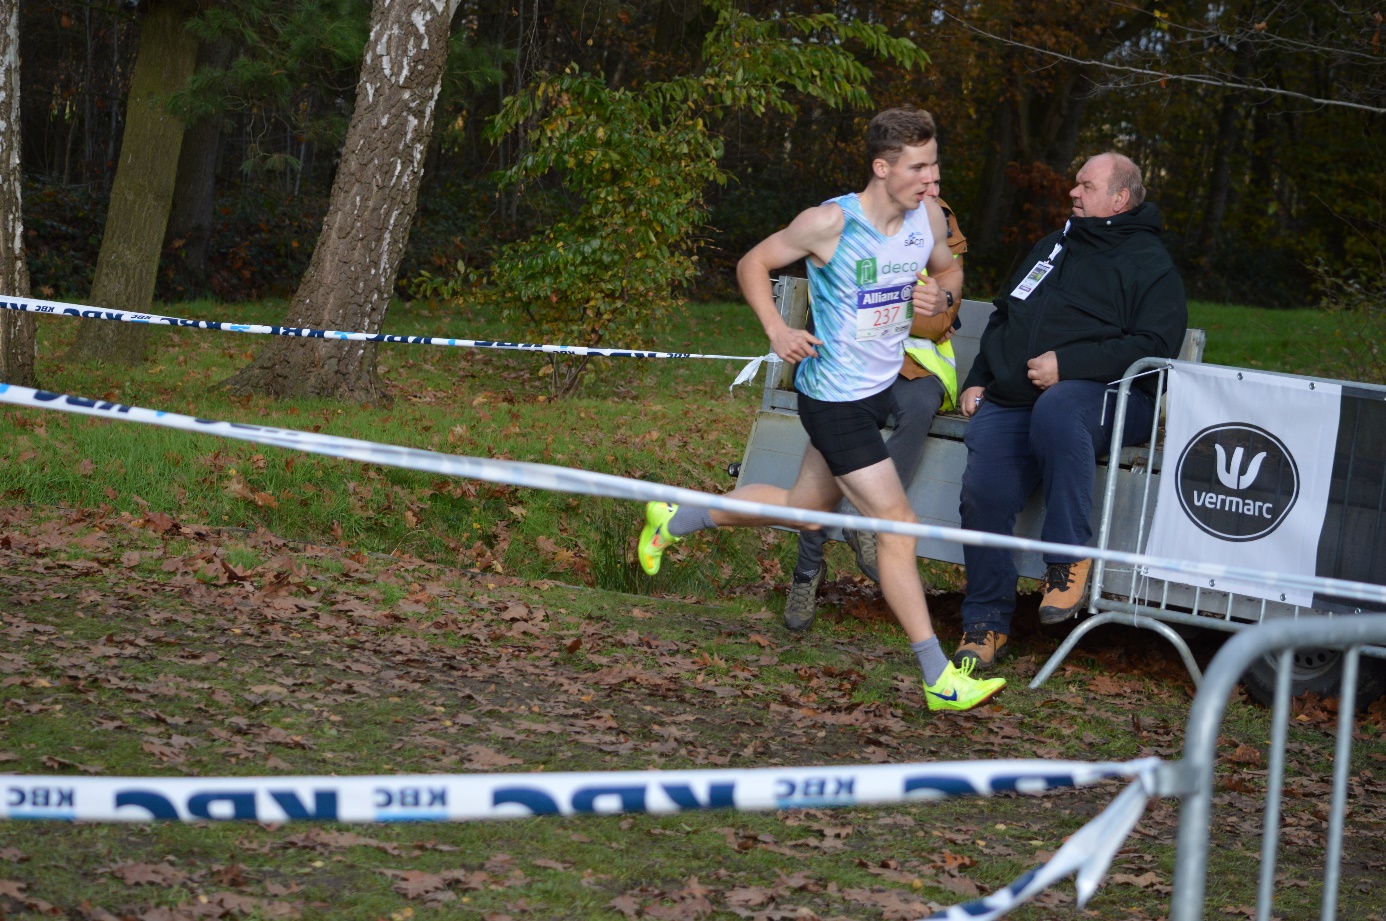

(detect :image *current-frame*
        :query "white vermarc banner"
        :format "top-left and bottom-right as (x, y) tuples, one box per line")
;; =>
(1146, 363), (1341, 606)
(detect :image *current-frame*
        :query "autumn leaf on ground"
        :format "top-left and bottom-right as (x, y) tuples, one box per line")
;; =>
(725, 886), (773, 907)
(462, 744), (523, 769)
(1229, 743), (1264, 765)
(1087, 673), (1130, 695)
(381, 869), (448, 899)
(841, 887), (943, 921)
(106, 862), (189, 886)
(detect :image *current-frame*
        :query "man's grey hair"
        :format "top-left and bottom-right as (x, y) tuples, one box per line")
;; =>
(1102, 152), (1146, 207)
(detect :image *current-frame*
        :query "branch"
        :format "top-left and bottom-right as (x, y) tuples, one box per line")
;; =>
(946, 13), (1386, 115)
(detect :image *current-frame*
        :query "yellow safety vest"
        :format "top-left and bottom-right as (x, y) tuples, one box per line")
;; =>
(902, 336), (959, 412)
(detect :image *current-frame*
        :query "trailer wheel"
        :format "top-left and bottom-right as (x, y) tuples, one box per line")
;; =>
(1242, 647), (1386, 707)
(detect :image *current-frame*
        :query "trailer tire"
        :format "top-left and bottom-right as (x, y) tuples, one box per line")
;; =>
(1242, 647), (1386, 707)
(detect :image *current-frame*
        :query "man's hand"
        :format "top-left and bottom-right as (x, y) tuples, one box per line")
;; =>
(769, 325), (823, 363)
(959, 385), (986, 417)
(1026, 351), (1060, 389)
(912, 274), (947, 317)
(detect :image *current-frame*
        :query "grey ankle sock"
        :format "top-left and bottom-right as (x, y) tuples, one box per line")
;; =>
(911, 637), (949, 686)
(668, 505), (716, 537)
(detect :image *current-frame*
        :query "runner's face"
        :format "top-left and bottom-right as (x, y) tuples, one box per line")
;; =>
(877, 140), (938, 211)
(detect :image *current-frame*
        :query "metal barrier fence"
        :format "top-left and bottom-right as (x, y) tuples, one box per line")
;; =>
(1160, 615), (1386, 921)
(1032, 358), (1386, 693)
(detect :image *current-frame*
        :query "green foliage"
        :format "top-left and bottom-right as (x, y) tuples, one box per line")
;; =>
(172, 0), (373, 174)
(483, 1), (929, 397)
(22, 181), (106, 300)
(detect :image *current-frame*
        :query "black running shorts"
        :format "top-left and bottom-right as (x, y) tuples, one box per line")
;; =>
(797, 386), (893, 477)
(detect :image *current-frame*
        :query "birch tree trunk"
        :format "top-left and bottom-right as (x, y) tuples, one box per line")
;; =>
(0, 0), (36, 386)
(222, 0), (455, 404)
(64, 0), (199, 366)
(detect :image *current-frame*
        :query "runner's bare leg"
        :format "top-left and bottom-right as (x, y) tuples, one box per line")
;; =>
(706, 445), (842, 529)
(835, 458), (935, 644)
(706, 449), (933, 644)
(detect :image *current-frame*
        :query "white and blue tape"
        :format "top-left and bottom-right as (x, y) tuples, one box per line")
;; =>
(0, 295), (778, 389)
(0, 758), (1154, 823)
(0, 759), (1159, 921)
(2, 382), (1384, 607)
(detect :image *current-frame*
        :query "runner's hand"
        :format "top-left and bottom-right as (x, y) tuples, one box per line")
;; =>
(769, 326), (823, 363)
(913, 276), (947, 317)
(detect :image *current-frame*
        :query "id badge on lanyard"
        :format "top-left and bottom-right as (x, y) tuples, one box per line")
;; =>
(1011, 236), (1066, 301)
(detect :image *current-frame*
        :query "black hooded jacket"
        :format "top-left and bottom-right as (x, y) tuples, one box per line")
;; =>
(962, 202), (1187, 407)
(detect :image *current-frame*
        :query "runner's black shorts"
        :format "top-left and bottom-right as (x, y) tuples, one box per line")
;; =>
(797, 386), (893, 477)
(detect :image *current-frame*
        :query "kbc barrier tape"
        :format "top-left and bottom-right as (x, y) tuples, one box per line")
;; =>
(0, 759), (1161, 921)
(2, 382), (1385, 607)
(0, 384), (1275, 919)
(0, 295), (777, 389)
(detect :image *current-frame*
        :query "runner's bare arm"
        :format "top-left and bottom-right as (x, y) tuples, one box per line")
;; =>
(737, 204), (843, 362)
(912, 199), (963, 318)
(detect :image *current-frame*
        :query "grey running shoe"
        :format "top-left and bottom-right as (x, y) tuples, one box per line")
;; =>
(842, 528), (880, 583)
(783, 566), (826, 632)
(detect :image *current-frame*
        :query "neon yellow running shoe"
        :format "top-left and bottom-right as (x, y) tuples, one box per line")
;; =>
(638, 502), (681, 575)
(924, 659), (1006, 712)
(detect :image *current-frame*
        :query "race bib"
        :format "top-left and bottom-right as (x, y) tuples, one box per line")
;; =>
(1011, 260), (1054, 300)
(854, 283), (914, 340)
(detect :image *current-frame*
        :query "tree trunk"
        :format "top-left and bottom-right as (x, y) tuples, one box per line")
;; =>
(222, 0), (456, 404)
(0, 0), (36, 387)
(65, 0), (199, 366)
(1196, 41), (1256, 255)
(971, 94), (1015, 255)
(655, 0), (713, 65)
(163, 39), (234, 295)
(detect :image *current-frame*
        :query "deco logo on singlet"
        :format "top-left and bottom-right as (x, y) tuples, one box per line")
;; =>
(1174, 423), (1299, 542)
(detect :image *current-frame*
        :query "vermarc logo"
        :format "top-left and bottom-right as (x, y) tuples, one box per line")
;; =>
(1176, 423), (1298, 542)
(1215, 444), (1266, 490)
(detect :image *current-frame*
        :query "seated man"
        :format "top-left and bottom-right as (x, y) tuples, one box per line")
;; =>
(636, 107), (1005, 713)
(953, 152), (1188, 670)
(784, 184), (967, 631)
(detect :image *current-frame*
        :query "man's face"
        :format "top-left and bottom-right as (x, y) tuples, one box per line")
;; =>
(877, 140), (939, 211)
(1070, 156), (1124, 218)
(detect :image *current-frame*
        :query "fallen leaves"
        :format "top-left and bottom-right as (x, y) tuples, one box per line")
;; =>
(460, 744), (524, 769)
(106, 862), (189, 887)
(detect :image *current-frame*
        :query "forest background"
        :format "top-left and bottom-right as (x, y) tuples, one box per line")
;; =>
(13, 0), (1385, 360)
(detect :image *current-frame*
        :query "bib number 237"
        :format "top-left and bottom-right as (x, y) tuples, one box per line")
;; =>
(855, 284), (914, 340)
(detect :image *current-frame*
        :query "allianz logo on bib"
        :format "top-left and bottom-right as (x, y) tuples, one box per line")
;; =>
(1175, 423), (1299, 542)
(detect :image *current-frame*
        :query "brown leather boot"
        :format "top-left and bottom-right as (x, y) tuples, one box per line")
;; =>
(951, 630), (1009, 670)
(1038, 559), (1092, 625)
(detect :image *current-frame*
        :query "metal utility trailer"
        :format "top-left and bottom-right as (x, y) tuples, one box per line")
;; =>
(734, 276), (1384, 700)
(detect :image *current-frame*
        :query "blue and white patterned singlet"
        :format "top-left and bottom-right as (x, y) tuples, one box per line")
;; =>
(795, 193), (936, 403)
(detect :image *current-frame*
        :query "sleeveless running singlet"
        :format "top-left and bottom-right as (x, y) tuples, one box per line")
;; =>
(796, 193), (936, 402)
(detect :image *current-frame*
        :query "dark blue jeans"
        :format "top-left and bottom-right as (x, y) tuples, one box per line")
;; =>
(958, 381), (1154, 635)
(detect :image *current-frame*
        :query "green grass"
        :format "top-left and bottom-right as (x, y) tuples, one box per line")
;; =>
(1, 296), (1384, 919)
(2, 297), (781, 593)
(0, 510), (1382, 919)
(1189, 299), (1379, 381)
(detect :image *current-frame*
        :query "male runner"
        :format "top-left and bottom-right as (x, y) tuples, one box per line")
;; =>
(634, 108), (1005, 713)
(783, 176), (967, 631)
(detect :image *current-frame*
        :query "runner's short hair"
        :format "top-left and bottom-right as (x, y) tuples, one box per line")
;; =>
(867, 108), (937, 168)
